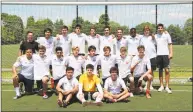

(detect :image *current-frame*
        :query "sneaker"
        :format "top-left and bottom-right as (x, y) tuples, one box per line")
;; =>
(130, 93), (134, 97)
(43, 94), (48, 99)
(13, 95), (21, 100)
(165, 87), (172, 94)
(57, 100), (63, 107)
(82, 101), (88, 107)
(150, 86), (154, 90)
(158, 86), (164, 92)
(63, 101), (68, 108)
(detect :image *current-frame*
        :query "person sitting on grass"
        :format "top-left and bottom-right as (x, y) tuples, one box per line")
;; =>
(76, 64), (103, 106)
(33, 45), (51, 99)
(130, 45), (152, 99)
(56, 67), (78, 108)
(103, 67), (130, 103)
(12, 49), (34, 99)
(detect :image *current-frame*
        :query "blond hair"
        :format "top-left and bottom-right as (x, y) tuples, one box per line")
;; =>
(103, 46), (111, 52)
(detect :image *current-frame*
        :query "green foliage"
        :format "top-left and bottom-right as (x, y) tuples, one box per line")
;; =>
(183, 18), (192, 45)
(167, 24), (185, 45)
(53, 19), (64, 36)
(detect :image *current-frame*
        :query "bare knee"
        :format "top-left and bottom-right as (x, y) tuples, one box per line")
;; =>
(42, 77), (49, 84)
(147, 74), (153, 81)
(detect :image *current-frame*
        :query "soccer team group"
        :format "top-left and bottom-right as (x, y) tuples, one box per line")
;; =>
(12, 23), (173, 107)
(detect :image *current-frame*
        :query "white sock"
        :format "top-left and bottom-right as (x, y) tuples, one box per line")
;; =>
(95, 96), (102, 102)
(150, 81), (153, 87)
(15, 87), (20, 96)
(145, 82), (148, 87)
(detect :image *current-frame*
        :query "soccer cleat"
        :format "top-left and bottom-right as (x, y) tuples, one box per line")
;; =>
(129, 92), (134, 97)
(57, 100), (63, 107)
(158, 86), (164, 92)
(63, 101), (68, 108)
(82, 101), (88, 107)
(43, 94), (48, 99)
(13, 95), (21, 100)
(165, 87), (172, 94)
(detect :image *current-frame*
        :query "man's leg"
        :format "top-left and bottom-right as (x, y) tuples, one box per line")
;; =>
(128, 76), (134, 97)
(157, 56), (164, 92)
(92, 92), (103, 106)
(57, 92), (64, 107)
(42, 76), (49, 99)
(12, 74), (22, 99)
(24, 78), (34, 95)
(103, 92), (116, 103)
(116, 92), (130, 102)
(144, 74), (153, 99)
(76, 92), (88, 106)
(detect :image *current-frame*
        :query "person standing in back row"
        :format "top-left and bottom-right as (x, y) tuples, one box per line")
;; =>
(154, 23), (173, 94)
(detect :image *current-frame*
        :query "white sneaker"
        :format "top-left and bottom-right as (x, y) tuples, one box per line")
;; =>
(158, 86), (164, 92)
(150, 86), (154, 90)
(43, 94), (48, 99)
(165, 87), (172, 94)
(130, 93), (134, 97)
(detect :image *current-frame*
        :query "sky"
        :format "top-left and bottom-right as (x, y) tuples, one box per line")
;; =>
(1, 4), (192, 28)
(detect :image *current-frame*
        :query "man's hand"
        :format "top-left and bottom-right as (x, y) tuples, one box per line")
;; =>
(96, 34), (101, 38)
(139, 76), (143, 81)
(12, 74), (18, 79)
(169, 54), (173, 59)
(56, 34), (60, 40)
(111, 34), (115, 39)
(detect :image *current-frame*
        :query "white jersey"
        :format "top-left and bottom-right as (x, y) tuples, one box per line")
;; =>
(53, 35), (71, 56)
(86, 35), (100, 54)
(36, 37), (54, 56)
(116, 55), (132, 78)
(114, 38), (128, 56)
(126, 35), (141, 56)
(33, 54), (51, 80)
(131, 55), (151, 77)
(51, 55), (67, 80)
(69, 33), (87, 54)
(13, 55), (34, 80)
(84, 55), (99, 75)
(58, 76), (78, 91)
(98, 55), (117, 79)
(155, 33), (172, 55)
(99, 35), (115, 55)
(140, 35), (157, 59)
(66, 55), (85, 77)
(104, 77), (127, 94)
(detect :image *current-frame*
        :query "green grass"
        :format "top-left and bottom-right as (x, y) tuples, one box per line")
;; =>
(1, 84), (192, 111)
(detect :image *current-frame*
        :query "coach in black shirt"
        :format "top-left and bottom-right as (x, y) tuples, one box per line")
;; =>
(19, 31), (39, 56)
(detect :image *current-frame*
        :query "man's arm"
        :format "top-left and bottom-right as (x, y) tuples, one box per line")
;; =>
(168, 43), (173, 59)
(12, 57), (21, 79)
(18, 41), (23, 56)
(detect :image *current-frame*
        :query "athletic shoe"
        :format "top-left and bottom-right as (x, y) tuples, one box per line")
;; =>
(82, 101), (88, 107)
(165, 87), (172, 94)
(130, 93), (134, 97)
(188, 77), (193, 82)
(150, 86), (154, 90)
(63, 101), (68, 108)
(57, 100), (63, 107)
(13, 95), (21, 100)
(43, 94), (48, 99)
(158, 86), (164, 92)
(94, 101), (103, 106)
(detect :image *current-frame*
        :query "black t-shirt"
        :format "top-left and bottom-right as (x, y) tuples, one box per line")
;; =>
(20, 40), (39, 54)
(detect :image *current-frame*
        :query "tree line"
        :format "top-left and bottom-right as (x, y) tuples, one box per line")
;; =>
(1, 13), (192, 45)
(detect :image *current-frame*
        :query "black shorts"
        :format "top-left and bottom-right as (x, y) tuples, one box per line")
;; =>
(76, 75), (81, 81)
(83, 91), (95, 100)
(122, 76), (129, 85)
(102, 77), (108, 87)
(156, 55), (170, 69)
(54, 76), (65, 87)
(36, 75), (50, 90)
(134, 76), (147, 87)
(150, 57), (157, 71)
(78, 53), (85, 56)
(18, 73), (34, 93)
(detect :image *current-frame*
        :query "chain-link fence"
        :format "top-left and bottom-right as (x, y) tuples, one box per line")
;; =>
(1, 2), (192, 84)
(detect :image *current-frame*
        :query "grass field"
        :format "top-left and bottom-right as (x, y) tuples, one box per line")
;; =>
(1, 84), (192, 111)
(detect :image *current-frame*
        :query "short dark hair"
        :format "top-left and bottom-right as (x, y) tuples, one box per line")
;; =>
(157, 23), (164, 29)
(27, 31), (33, 35)
(66, 67), (74, 72)
(61, 25), (68, 30)
(130, 28), (136, 32)
(75, 24), (82, 29)
(117, 28), (123, 32)
(104, 26), (110, 30)
(88, 45), (96, 52)
(86, 64), (94, 70)
(109, 67), (119, 73)
(55, 46), (63, 52)
(137, 45), (145, 51)
(90, 26), (96, 31)
(44, 28), (52, 34)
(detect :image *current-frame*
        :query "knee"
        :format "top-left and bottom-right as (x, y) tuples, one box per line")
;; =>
(42, 77), (49, 84)
(165, 68), (170, 74)
(148, 74), (153, 80)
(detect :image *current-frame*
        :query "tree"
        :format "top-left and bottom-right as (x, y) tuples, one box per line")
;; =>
(99, 14), (109, 26)
(167, 24), (185, 45)
(26, 16), (35, 30)
(53, 19), (64, 36)
(135, 22), (156, 35)
(71, 17), (84, 31)
(183, 18), (192, 45)
(1, 13), (24, 44)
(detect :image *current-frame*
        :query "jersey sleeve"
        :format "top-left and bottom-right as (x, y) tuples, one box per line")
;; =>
(57, 78), (64, 87)
(104, 79), (109, 90)
(120, 79), (127, 89)
(167, 34), (172, 44)
(131, 56), (137, 68)
(13, 57), (22, 67)
(74, 78), (79, 86)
